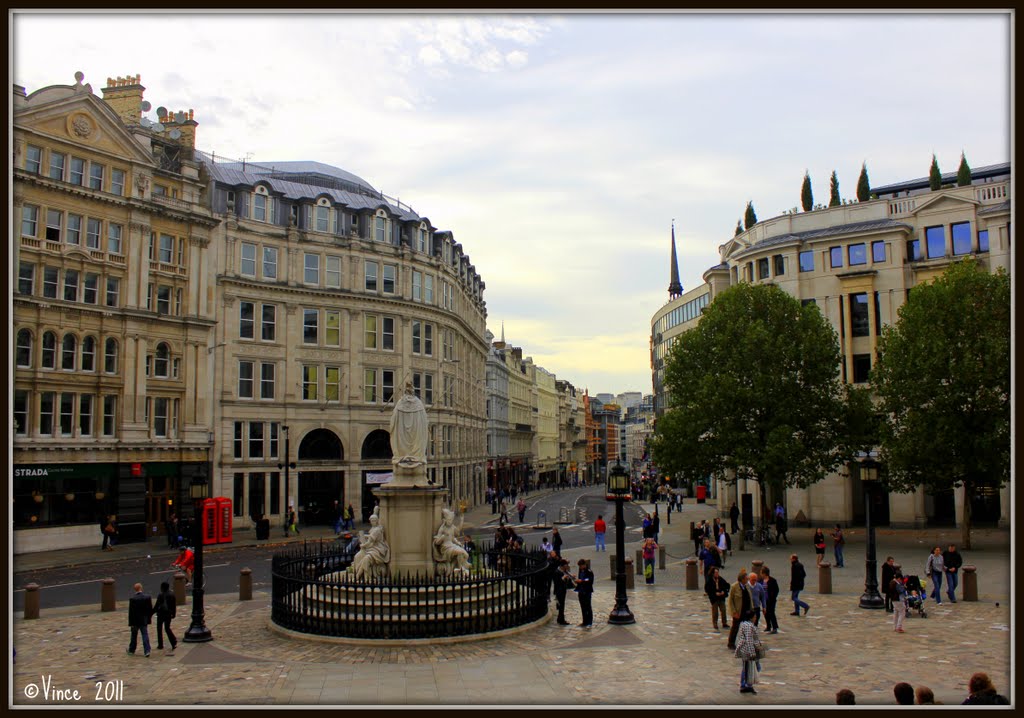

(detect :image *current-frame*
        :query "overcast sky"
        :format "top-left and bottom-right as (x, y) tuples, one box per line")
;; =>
(12, 11), (1011, 395)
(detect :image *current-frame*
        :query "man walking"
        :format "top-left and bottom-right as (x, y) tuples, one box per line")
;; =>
(574, 559), (595, 627)
(789, 554), (810, 616)
(943, 543), (963, 603)
(126, 582), (154, 657)
(760, 566), (780, 634)
(705, 566), (730, 630)
(748, 571), (765, 627)
(726, 567), (752, 649)
(516, 498), (527, 523)
(831, 524), (845, 568)
(594, 514), (607, 552)
(775, 512), (790, 544)
(154, 581), (177, 653)
(729, 502), (740, 534)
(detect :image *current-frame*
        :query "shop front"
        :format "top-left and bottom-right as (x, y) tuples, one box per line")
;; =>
(13, 463), (118, 553)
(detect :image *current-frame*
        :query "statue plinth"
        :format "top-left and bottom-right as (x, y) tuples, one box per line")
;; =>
(375, 482), (447, 577)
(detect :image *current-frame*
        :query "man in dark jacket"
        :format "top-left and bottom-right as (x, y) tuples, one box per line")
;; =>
(881, 556), (897, 612)
(729, 502), (740, 534)
(574, 558), (595, 627)
(551, 528), (563, 558)
(704, 566), (729, 630)
(789, 554), (809, 616)
(775, 513), (790, 544)
(154, 581), (177, 652)
(126, 582), (154, 657)
(760, 566), (780, 633)
(942, 543), (963, 603)
(552, 559), (573, 625)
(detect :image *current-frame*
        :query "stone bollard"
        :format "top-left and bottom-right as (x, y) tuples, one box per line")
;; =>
(610, 554), (618, 580)
(751, 559), (764, 574)
(962, 565), (978, 602)
(239, 568), (253, 601)
(624, 559), (635, 589)
(174, 572), (187, 606)
(24, 583), (41, 620)
(658, 545), (666, 570)
(685, 559), (698, 590)
(818, 562), (832, 594)
(636, 549), (643, 575)
(101, 578), (116, 612)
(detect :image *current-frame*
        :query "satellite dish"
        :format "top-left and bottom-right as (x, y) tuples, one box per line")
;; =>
(74, 71), (85, 83)
(174, 111), (186, 123)
(141, 100), (151, 112)
(169, 128), (182, 140)
(140, 117), (152, 128)
(152, 122), (165, 133)
(156, 106), (167, 118)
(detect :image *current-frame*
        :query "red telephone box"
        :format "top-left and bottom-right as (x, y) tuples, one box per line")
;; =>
(215, 497), (233, 544)
(200, 499), (218, 545)
(696, 485), (708, 503)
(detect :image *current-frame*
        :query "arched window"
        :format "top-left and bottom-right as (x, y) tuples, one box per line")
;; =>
(41, 331), (57, 369)
(154, 342), (170, 378)
(104, 338), (118, 374)
(62, 334), (77, 370)
(16, 328), (32, 368)
(81, 336), (96, 372)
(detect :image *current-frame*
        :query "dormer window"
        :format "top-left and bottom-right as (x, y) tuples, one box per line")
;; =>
(375, 213), (387, 243)
(316, 198), (331, 233)
(252, 185), (274, 223)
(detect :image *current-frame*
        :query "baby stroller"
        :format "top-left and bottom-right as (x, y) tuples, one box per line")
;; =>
(902, 575), (928, 618)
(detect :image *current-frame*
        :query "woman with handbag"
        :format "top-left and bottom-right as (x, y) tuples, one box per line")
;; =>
(734, 608), (764, 695)
(642, 538), (657, 584)
(813, 528), (826, 567)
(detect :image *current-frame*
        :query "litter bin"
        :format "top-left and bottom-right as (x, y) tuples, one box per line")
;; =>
(818, 562), (832, 594)
(962, 565), (978, 602)
(685, 559), (698, 590)
(624, 559), (635, 590)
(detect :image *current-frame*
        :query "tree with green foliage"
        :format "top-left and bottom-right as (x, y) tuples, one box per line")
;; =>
(829, 170), (841, 207)
(735, 219), (743, 236)
(872, 260), (1009, 550)
(801, 171), (813, 211)
(650, 283), (877, 526)
(956, 151), (972, 186)
(856, 162), (871, 201)
(929, 154), (942, 190)
(744, 201), (757, 230)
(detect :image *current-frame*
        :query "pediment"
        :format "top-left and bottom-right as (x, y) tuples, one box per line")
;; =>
(16, 91), (155, 166)
(907, 192), (979, 216)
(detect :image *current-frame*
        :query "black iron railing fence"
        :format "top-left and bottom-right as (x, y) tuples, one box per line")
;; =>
(271, 540), (550, 639)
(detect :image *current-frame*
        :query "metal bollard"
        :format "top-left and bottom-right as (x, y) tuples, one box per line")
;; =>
(239, 567), (253, 601)
(685, 559), (698, 590)
(101, 578), (116, 612)
(24, 583), (40, 619)
(818, 562), (832, 594)
(658, 545), (666, 570)
(751, 559), (764, 574)
(174, 572), (188, 606)
(962, 565), (978, 602)
(624, 559), (635, 589)
(635, 549), (644, 575)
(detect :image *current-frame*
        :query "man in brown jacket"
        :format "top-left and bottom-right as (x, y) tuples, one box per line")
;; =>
(726, 567), (751, 649)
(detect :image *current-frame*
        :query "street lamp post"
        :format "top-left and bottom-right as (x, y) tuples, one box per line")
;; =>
(183, 469), (212, 642)
(277, 425), (296, 534)
(606, 463), (635, 625)
(859, 459), (885, 609)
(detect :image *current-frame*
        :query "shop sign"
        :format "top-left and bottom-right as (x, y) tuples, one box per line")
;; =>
(14, 464), (116, 480)
(366, 472), (393, 485)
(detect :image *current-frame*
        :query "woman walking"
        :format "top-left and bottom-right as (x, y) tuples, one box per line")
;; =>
(925, 546), (945, 605)
(734, 609), (764, 695)
(888, 569), (908, 633)
(642, 538), (657, 584)
(813, 528), (826, 567)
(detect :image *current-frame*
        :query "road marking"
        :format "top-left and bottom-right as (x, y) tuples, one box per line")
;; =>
(14, 578), (103, 592)
(151, 562), (230, 576)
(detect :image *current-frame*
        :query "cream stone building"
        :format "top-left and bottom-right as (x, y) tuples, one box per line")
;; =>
(533, 365), (560, 484)
(651, 164), (1011, 529)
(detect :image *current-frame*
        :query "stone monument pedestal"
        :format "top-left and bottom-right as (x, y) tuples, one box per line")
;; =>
(375, 485), (447, 577)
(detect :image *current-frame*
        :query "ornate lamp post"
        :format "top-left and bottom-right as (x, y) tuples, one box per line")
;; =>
(276, 425), (296, 528)
(859, 459), (885, 609)
(183, 468), (212, 642)
(606, 463), (635, 625)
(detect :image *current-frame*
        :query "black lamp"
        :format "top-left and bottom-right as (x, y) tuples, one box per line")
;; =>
(606, 463), (635, 625)
(183, 467), (212, 642)
(859, 459), (885, 610)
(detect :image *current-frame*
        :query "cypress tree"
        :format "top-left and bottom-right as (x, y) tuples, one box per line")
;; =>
(735, 219), (743, 237)
(828, 170), (841, 207)
(956, 152), (972, 186)
(929, 154), (942, 190)
(744, 202), (757, 230)
(856, 162), (871, 201)
(801, 171), (813, 211)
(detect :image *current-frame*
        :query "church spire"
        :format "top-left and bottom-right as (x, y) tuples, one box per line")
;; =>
(668, 220), (683, 299)
(501, 321), (505, 343)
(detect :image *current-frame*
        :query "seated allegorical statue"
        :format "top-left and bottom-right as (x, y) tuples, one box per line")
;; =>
(351, 506), (390, 580)
(433, 507), (471, 576)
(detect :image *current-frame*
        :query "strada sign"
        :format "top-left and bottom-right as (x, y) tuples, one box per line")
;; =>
(14, 464), (116, 480)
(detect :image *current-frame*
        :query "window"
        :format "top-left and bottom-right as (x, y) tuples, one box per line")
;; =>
(417, 227), (427, 253)
(61, 334), (77, 370)
(424, 275), (434, 304)
(69, 157), (85, 186)
(25, 144), (42, 173)
(263, 246), (278, 279)
(365, 261), (378, 291)
(234, 422), (244, 459)
(802, 298), (817, 308)
(413, 372), (434, 405)
(302, 365), (317, 400)
(375, 216), (386, 242)
(304, 253), (319, 284)
(240, 242), (256, 276)
(269, 424), (279, 459)
(107, 223), (122, 254)
(106, 277), (120, 307)
(89, 162), (105, 190)
(16, 329), (32, 367)
(757, 258), (769, 279)
(951, 222), (972, 256)
(154, 234), (172, 264)
(303, 309), (319, 344)
(364, 315), (377, 349)
(239, 302), (255, 339)
(253, 192), (268, 222)
(238, 361), (254, 398)
(111, 168), (125, 196)
(46, 209), (63, 242)
(67, 214), (82, 245)
(63, 269), (79, 302)
(86, 218), (101, 249)
(325, 310), (341, 346)
(382, 316), (394, 351)
(40, 392), (55, 435)
(104, 338), (118, 373)
(14, 390), (29, 436)
(261, 304), (276, 341)
(326, 255), (342, 288)
(82, 336), (96, 372)
(79, 395), (93, 436)
(978, 229), (990, 253)
(42, 267), (58, 298)
(850, 293), (870, 337)
(829, 246), (843, 269)
(382, 370), (395, 404)
(175, 288), (182, 316)
(172, 357), (180, 379)
(316, 205), (330, 232)
(260, 363), (275, 400)
(872, 241), (886, 263)
(424, 324), (433, 355)
(49, 152), (65, 180)
(18, 262), (34, 295)
(102, 396), (116, 436)
(364, 368), (377, 402)
(412, 321), (423, 354)
(249, 422), (264, 458)
(412, 271), (422, 301)
(22, 205), (39, 237)
(60, 393), (74, 435)
(852, 354), (871, 384)
(153, 184), (167, 197)
(848, 243), (867, 266)
(154, 343), (170, 377)
(925, 226), (945, 259)
(907, 239), (921, 261)
(325, 367), (341, 402)
(156, 286), (171, 315)
(153, 397), (168, 437)
(382, 264), (396, 294)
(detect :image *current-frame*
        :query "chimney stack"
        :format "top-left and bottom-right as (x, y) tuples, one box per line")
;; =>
(100, 74), (145, 127)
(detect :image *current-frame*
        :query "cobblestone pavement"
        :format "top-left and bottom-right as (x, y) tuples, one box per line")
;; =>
(13, 497), (1013, 706)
